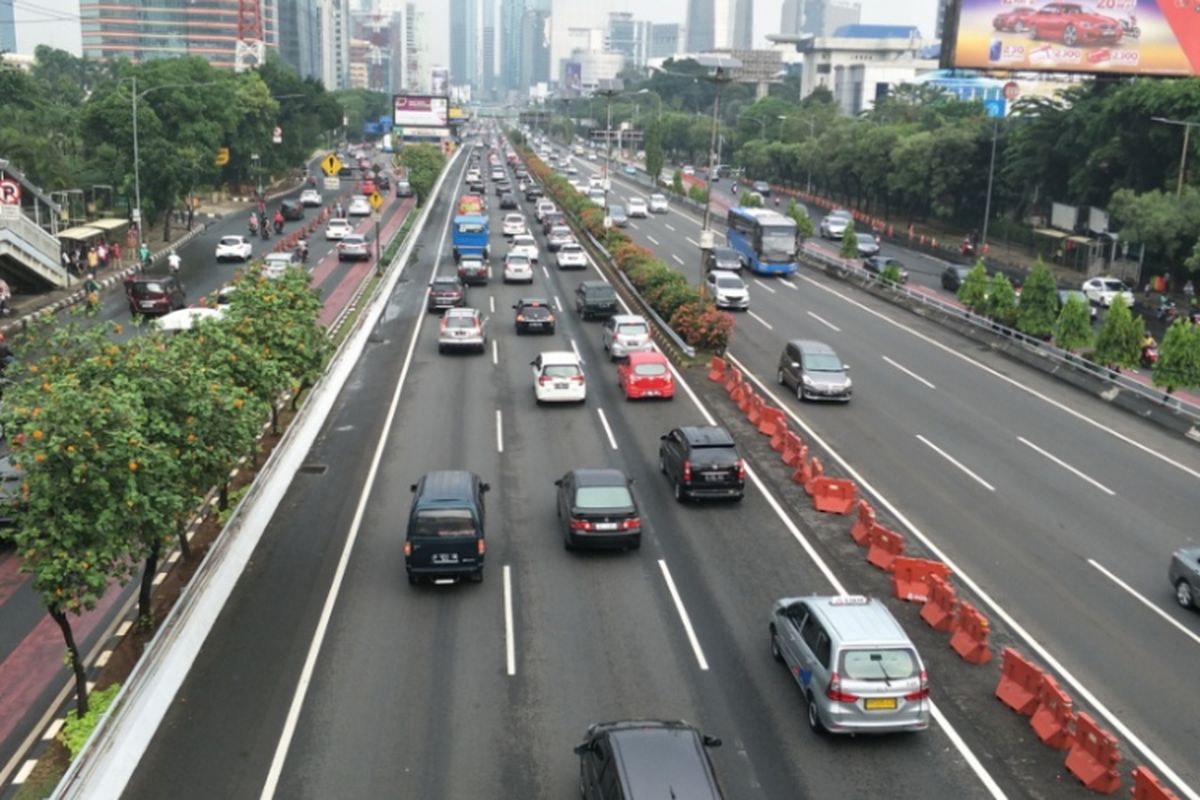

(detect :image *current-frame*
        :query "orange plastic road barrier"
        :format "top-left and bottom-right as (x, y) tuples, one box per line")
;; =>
(1029, 675), (1074, 750)
(803, 456), (826, 494)
(849, 500), (875, 546)
(708, 356), (727, 382)
(890, 557), (951, 603)
(949, 601), (992, 665)
(759, 407), (786, 438)
(1131, 766), (1180, 800)
(789, 446), (812, 485)
(747, 394), (765, 425)
(920, 575), (958, 632)
(809, 476), (857, 514)
(736, 385), (756, 413)
(768, 417), (789, 451)
(781, 432), (806, 467)
(865, 524), (905, 572)
(994, 647), (1044, 716)
(724, 366), (742, 393)
(1065, 712), (1121, 794)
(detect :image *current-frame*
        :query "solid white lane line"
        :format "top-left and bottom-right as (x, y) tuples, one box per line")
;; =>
(797, 273), (1200, 483)
(686, 237), (700, 248)
(780, 279), (797, 290)
(657, 560), (710, 671)
(747, 311), (774, 330)
(665, 223), (676, 231)
(492, 339), (498, 365)
(647, 235), (660, 246)
(727, 354), (1177, 800)
(1017, 437), (1115, 496)
(495, 410), (504, 453)
(672, 254), (685, 265)
(1088, 560), (1200, 647)
(503, 565), (516, 676)
(597, 408), (619, 450)
(259, 168), (460, 800)
(570, 338), (581, 359)
(752, 279), (777, 294)
(806, 311), (841, 332)
(490, 295), (498, 314)
(916, 435), (995, 492)
(883, 356), (936, 389)
(542, 265), (550, 279)
(554, 296), (563, 312)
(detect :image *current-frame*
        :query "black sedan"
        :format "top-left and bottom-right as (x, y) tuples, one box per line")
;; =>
(863, 256), (910, 284)
(499, 192), (518, 210)
(554, 469), (641, 551)
(940, 265), (972, 292)
(752, 180), (771, 196)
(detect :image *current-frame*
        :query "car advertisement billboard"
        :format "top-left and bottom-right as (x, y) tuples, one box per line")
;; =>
(563, 62), (583, 97)
(944, 0), (1200, 77)
(393, 94), (449, 128)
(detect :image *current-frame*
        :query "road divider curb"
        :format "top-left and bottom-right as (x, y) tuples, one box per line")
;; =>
(1065, 712), (1122, 794)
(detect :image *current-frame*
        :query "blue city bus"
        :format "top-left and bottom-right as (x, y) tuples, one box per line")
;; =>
(725, 207), (798, 276)
(452, 214), (489, 262)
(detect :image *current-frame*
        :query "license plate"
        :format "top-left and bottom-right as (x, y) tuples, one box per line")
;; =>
(555, 382), (568, 390)
(528, 322), (543, 327)
(703, 473), (725, 482)
(864, 698), (897, 711)
(643, 390), (659, 397)
(431, 553), (459, 564)
(594, 522), (618, 531)
(141, 301), (156, 308)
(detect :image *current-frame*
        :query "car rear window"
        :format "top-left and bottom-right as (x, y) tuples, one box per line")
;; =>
(522, 306), (551, 319)
(411, 508), (477, 538)
(715, 276), (743, 289)
(1102, 280), (1127, 291)
(130, 282), (168, 297)
(840, 648), (919, 681)
(617, 323), (647, 337)
(633, 362), (667, 377)
(543, 364), (580, 378)
(575, 485), (633, 509)
(587, 286), (615, 299)
(432, 280), (460, 291)
(446, 315), (478, 328)
(689, 445), (738, 462)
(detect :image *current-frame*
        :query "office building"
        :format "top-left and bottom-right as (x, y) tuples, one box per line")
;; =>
(482, 0), (496, 95)
(278, 0), (321, 80)
(449, 0), (479, 88)
(318, 0), (351, 89)
(730, 0), (752, 49)
(565, 50), (624, 93)
(520, 4), (550, 88)
(780, 0), (802, 36)
(687, 0), (737, 52)
(649, 23), (682, 59)
(797, 0), (861, 38)
(0, 0), (15, 55)
(607, 12), (651, 69)
(405, 3), (428, 92)
(501, 0), (524, 91)
(79, 0), (279, 68)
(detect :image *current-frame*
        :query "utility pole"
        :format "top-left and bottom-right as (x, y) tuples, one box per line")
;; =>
(981, 117), (999, 249)
(594, 80), (623, 231)
(700, 63), (734, 291)
(1151, 116), (1199, 197)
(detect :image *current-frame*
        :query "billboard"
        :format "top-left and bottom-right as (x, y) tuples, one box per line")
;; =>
(393, 94), (449, 129)
(563, 61), (582, 97)
(430, 67), (449, 95)
(943, 1), (1200, 77)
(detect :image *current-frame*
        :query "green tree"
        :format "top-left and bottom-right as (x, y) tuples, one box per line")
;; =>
(1153, 320), (1200, 393)
(1094, 295), (1143, 369)
(644, 119), (664, 187)
(1054, 295), (1094, 353)
(839, 220), (858, 259)
(671, 169), (684, 195)
(985, 273), (1018, 327)
(740, 191), (763, 208)
(787, 199), (814, 240)
(957, 261), (989, 311)
(1016, 259), (1058, 338)
(395, 143), (446, 204)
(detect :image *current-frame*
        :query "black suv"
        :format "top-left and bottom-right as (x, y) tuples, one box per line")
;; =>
(427, 275), (467, 312)
(940, 264), (972, 292)
(525, 185), (544, 201)
(575, 281), (618, 320)
(658, 426), (745, 502)
(405, 470), (489, 585)
(575, 720), (724, 800)
(279, 199), (304, 220)
(513, 297), (556, 334)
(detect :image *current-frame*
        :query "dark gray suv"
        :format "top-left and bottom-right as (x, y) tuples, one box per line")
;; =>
(658, 426), (744, 502)
(777, 339), (852, 402)
(1170, 546), (1200, 609)
(575, 720), (724, 800)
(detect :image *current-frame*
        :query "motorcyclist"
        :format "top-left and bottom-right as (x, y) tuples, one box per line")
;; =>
(167, 249), (181, 274)
(83, 272), (101, 309)
(296, 237), (309, 263)
(249, 212), (259, 234)
(273, 209), (285, 233)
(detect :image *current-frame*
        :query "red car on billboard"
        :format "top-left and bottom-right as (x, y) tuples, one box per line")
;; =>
(1027, 3), (1122, 46)
(992, 6), (1039, 32)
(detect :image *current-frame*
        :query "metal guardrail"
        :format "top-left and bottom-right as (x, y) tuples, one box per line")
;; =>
(801, 243), (1200, 427)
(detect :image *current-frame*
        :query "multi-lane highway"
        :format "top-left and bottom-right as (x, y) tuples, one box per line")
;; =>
(566, 148), (1200, 797)
(0, 156), (412, 789)
(110, 138), (1076, 799)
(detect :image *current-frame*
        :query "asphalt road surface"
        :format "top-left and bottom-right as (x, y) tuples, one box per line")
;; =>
(566, 150), (1200, 798)
(116, 142), (1050, 799)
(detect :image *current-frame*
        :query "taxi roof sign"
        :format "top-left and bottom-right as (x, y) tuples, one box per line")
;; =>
(320, 153), (342, 177)
(368, 191), (384, 210)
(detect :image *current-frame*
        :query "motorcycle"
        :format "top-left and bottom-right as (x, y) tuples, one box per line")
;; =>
(1156, 301), (1178, 322)
(296, 240), (309, 263)
(960, 238), (976, 258)
(260, 224), (270, 241)
(1141, 344), (1159, 368)
(273, 218), (284, 235)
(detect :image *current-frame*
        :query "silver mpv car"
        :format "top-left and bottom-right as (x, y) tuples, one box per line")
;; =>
(769, 595), (930, 735)
(778, 340), (852, 402)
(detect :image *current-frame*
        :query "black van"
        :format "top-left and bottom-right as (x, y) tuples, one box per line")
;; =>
(575, 720), (724, 799)
(405, 470), (489, 585)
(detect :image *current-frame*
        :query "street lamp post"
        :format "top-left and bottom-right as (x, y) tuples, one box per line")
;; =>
(594, 80), (623, 229)
(700, 65), (733, 256)
(980, 117), (1000, 249)
(1151, 116), (1200, 197)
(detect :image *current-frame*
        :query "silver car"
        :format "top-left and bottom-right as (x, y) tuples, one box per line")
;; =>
(777, 339), (851, 402)
(601, 314), (653, 360)
(770, 595), (930, 735)
(820, 210), (852, 239)
(1169, 546), (1200, 609)
(705, 270), (749, 310)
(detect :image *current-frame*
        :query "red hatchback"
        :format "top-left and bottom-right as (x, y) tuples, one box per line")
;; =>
(618, 351), (674, 400)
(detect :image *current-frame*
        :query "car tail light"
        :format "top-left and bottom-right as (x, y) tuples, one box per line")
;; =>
(516, 314), (525, 321)
(737, 459), (746, 482)
(826, 672), (859, 704)
(404, 541), (412, 557)
(569, 375), (584, 384)
(905, 670), (929, 701)
(539, 376), (555, 385)
(478, 539), (486, 555)
(569, 517), (593, 531)
(619, 517), (640, 530)
(682, 460), (692, 483)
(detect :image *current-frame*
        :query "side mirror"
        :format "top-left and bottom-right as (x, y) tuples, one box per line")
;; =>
(553, 479), (563, 487)
(702, 735), (723, 748)
(843, 364), (850, 371)
(572, 742), (593, 756)
(659, 434), (669, 441)
(480, 482), (490, 493)
(791, 362), (801, 369)
(409, 483), (418, 492)
(530, 359), (538, 367)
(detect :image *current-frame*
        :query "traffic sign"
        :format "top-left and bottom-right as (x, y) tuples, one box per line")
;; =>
(368, 191), (384, 211)
(323, 176), (341, 191)
(0, 179), (21, 206)
(1003, 81), (1020, 101)
(983, 99), (1007, 118)
(214, 147), (230, 166)
(321, 153), (342, 177)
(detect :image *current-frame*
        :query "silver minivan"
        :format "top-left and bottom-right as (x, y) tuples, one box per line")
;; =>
(777, 340), (852, 402)
(602, 314), (653, 360)
(769, 595), (930, 735)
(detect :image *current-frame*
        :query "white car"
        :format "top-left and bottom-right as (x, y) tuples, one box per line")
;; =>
(535, 200), (557, 222)
(627, 198), (648, 218)
(682, 165), (695, 176)
(348, 195), (371, 216)
(587, 151), (597, 161)
(532, 350), (587, 404)
(587, 188), (606, 206)
(706, 270), (750, 310)
(261, 251), (297, 279)
(648, 193), (669, 214)
(502, 213), (527, 237)
(215, 235), (252, 262)
(325, 218), (353, 240)
(1081, 277), (1135, 308)
(820, 212), (852, 239)
(504, 253), (534, 283)
(547, 226), (574, 251)
(557, 243), (588, 270)
(466, 169), (481, 183)
(299, 189), (322, 207)
(588, 176), (604, 190)
(511, 234), (539, 263)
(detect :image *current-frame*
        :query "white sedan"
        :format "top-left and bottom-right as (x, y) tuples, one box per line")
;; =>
(532, 350), (587, 404)
(503, 253), (534, 283)
(1081, 277), (1135, 308)
(215, 235), (252, 262)
(502, 213), (527, 237)
(325, 218), (353, 240)
(511, 233), (539, 263)
(348, 195), (371, 216)
(627, 197), (648, 218)
(648, 193), (669, 214)
(299, 189), (322, 207)
(557, 243), (588, 270)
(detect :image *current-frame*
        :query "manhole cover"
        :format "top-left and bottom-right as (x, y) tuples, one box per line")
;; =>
(299, 463), (328, 475)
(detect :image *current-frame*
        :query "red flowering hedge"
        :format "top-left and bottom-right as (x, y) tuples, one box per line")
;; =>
(670, 301), (735, 352)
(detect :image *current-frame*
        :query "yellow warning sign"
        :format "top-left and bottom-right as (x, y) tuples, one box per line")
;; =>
(320, 153), (342, 177)
(368, 191), (384, 210)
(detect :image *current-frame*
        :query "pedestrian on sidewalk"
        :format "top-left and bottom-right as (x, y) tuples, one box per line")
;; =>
(61, 248), (72, 273)
(112, 241), (122, 267)
(0, 278), (11, 316)
(86, 245), (99, 273)
(1184, 279), (1195, 303)
(98, 240), (109, 269)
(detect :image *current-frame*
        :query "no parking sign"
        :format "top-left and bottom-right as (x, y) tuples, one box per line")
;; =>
(0, 179), (20, 206)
